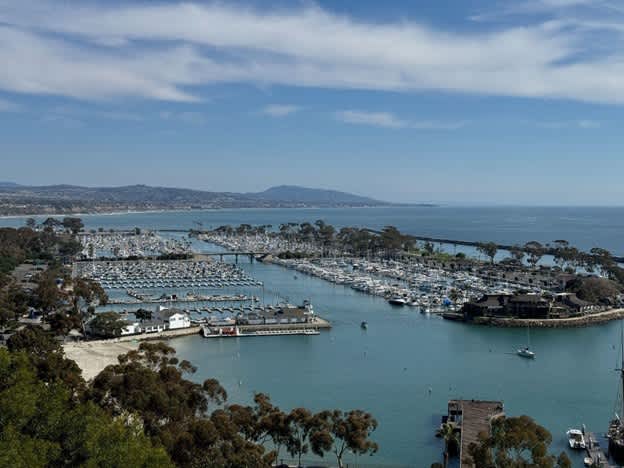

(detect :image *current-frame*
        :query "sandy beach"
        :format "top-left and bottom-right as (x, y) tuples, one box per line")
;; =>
(64, 340), (139, 380)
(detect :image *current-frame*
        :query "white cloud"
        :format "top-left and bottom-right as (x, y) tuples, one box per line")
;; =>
(261, 104), (300, 117)
(0, 1), (624, 104)
(335, 110), (465, 130)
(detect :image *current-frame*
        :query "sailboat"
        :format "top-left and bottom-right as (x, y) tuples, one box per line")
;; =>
(517, 326), (535, 359)
(608, 324), (624, 463)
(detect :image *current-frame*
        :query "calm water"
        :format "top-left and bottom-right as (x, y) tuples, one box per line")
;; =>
(168, 253), (622, 467)
(5, 207), (624, 466)
(2, 205), (623, 254)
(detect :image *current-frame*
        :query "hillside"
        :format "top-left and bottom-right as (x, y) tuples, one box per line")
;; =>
(0, 183), (399, 215)
(252, 185), (381, 205)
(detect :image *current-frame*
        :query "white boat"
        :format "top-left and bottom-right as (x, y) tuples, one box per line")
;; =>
(388, 297), (407, 306)
(517, 347), (535, 359)
(201, 325), (319, 338)
(517, 326), (535, 359)
(567, 428), (586, 449)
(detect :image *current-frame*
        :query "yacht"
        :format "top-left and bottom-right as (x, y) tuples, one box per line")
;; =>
(566, 428), (586, 449)
(388, 296), (407, 306)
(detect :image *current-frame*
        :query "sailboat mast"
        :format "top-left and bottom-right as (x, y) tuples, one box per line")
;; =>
(621, 323), (624, 419)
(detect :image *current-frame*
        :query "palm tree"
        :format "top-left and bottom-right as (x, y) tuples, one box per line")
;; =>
(438, 423), (459, 468)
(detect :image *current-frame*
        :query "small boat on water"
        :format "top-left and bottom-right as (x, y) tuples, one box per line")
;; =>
(361, 321), (368, 330)
(567, 428), (586, 449)
(517, 347), (535, 359)
(517, 326), (535, 359)
(388, 296), (407, 306)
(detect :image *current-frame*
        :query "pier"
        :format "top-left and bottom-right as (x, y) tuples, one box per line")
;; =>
(585, 431), (615, 468)
(443, 400), (505, 468)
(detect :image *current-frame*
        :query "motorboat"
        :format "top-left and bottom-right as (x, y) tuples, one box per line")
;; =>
(361, 321), (368, 330)
(388, 296), (407, 306)
(567, 428), (586, 449)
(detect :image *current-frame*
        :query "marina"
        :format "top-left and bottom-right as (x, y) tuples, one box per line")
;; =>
(5, 208), (624, 466)
(79, 230), (192, 258)
(73, 259), (263, 289)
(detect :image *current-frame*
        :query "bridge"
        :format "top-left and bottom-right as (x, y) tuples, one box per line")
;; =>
(194, 252), (270, 263)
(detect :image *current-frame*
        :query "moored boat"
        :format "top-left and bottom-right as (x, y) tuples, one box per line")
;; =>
(566, 428), (586, 449)
(201, 325), (320, 338)
(388, 296), (407, 306)
(517, 347), (535, 359)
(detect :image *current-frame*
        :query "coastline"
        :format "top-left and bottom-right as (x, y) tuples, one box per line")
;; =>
(0, 204), (409, 220)
(444, 308), (624, 328)
(64, 326), (202, 380)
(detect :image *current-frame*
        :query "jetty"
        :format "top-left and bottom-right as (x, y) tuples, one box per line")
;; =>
(442, 400), (505, 468)
(585, 431), (615, 468)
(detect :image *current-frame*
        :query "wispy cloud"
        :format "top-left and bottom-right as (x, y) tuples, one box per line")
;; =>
(335, 110), (465, 130)
(261, 104), (300, 117)
(1, 1), (624, 104)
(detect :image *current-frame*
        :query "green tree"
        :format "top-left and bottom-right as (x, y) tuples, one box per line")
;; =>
(62, 217), (84, 235)
(34, 273), (63, 319)
(0, 346), (173, 467)
(71, 278), (108, 334)
(135, 308), (153, 321)
(467, 415), (571, 468)
(254, 393), (292, 465)
(524, 241), (545, 269)
(477, 242), (498, 264)
(88, 312), (127, 338)
(286, 408), (317, 467)
(438, 423), (459, 468)
(311, 410), (378, 468)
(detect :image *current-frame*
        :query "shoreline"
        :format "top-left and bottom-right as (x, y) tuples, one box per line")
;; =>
(0, 205), (404, 220)
(64, 326), (202, 380)
(444, 308), (624, 328)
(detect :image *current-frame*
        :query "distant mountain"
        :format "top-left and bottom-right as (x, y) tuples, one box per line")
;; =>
(0, 183), (407, 215)
(252, 185), (384, 206)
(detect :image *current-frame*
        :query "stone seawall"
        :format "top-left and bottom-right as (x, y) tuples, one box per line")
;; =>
(469, 309), (624, 328)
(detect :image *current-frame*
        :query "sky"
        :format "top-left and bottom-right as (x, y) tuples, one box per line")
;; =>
(1, 0), (624, 205)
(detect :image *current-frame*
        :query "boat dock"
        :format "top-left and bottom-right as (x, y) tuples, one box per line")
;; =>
(443, 400), (505, 468)
(585, 432), (615, 468)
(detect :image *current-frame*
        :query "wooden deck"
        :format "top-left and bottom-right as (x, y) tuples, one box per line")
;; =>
(585, 432), (615, 468)
(447, 400), (505, 468)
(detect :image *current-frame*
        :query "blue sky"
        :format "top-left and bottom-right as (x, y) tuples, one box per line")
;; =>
(1, 0), (624, 205)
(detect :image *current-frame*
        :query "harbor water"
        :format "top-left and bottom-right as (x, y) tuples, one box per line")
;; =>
(3, 207), (624, 466)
